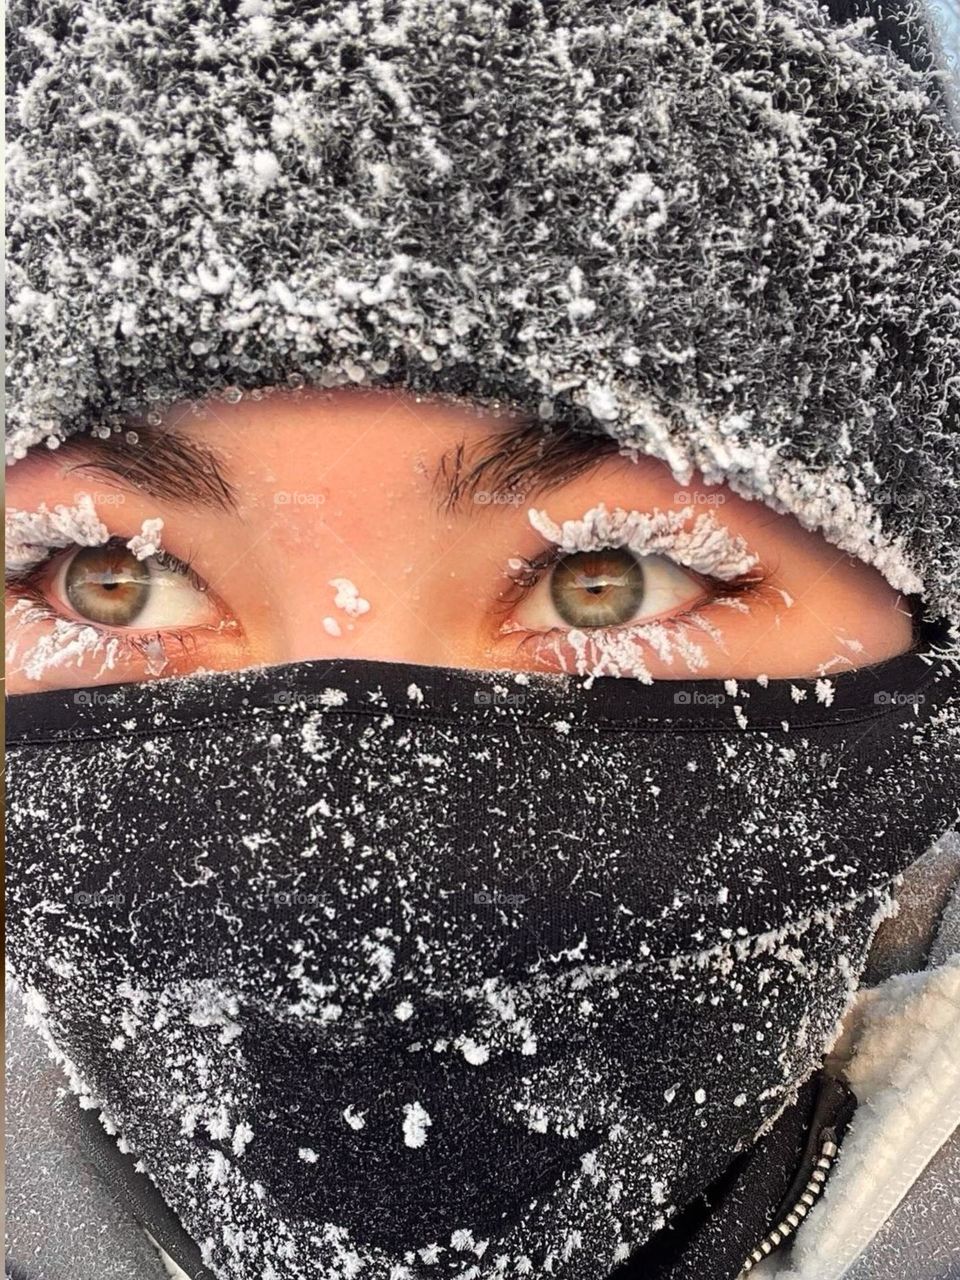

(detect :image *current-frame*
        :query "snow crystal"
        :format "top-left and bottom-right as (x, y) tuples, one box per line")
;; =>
(252, 148), (280, 188)
(126, 517), (164, 560)
(528, 503), (759, 581)
(6, 494), (109, 572)
(460, 1039), (490, 1066)
(232, 1123), (254, 1156)
(815, 679), (836, 708)
(342, 1106), (366, 1131)
(319, 688), (348, 708)
(329, 578), (371, 619)
(402, 1101), (432, 1149)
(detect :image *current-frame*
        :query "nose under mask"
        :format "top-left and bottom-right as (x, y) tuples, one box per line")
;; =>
(6, 645), (959, 1280)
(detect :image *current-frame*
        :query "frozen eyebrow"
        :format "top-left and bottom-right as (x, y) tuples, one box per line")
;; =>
(433, 420), (621, 515)
(52, 426), (238, 513)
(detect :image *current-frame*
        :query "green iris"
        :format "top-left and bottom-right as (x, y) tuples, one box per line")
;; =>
(65, 545), (151, 626)
(550, 549), (645, 627)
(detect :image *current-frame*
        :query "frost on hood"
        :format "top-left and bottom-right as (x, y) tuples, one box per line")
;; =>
(5, 0), (960, 625)
(6, 651), (959, 1280)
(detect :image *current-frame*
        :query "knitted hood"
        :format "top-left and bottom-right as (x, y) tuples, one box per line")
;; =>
(6, 0), (960, 623)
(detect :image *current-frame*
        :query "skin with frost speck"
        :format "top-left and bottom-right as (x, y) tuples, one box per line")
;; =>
(5, 387), (913, 694)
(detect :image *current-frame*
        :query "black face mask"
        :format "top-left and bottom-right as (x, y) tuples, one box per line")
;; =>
(6, 647), (959, 1280)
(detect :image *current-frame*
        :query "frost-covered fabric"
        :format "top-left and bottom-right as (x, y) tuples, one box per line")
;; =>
(6, 0), (960, 624)
(6, 650), (960, 1280)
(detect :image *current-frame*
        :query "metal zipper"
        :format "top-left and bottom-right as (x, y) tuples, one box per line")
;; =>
(736, 1135), (840, 1275)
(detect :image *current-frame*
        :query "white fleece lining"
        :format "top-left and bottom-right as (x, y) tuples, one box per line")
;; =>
(757, 955), (960, 1280)
(145, 1231), (193, 1280)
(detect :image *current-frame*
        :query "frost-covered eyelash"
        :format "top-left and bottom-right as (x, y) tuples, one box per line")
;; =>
(5, 596), (201, 681)
(5, 496), (173, 577)
(499, 504), (766, 684)
(5, 534), (206, 595)
(507, 595), (774, 686)
(5, 531), (212, 682)
(500, 503), (764, 614)
(512, 610), (722, 685)
(526, 503), (760, 580)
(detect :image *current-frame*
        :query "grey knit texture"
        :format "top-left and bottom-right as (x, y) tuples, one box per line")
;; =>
(6, 0), (960, 622)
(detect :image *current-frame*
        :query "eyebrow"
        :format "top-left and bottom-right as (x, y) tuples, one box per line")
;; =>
(53, 426), (238, 512)
(433, 419), (622, 514)
(27, 413), (619, 516)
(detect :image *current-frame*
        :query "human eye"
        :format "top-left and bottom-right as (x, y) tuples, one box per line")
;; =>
(48, 540), (216, 630)
(6, 500), (241, 688)
(497, 503), (764, 682)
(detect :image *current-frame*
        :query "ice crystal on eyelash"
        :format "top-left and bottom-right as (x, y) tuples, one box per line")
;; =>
(5, 494), (109, 572)
(127, 517), (164, 561)
(141, 635), (169, 678)
(530, 610), (717, 685)
(527, 504), (759, 581)
(16, 617), (121, 683)
(713, 596), (752, 614)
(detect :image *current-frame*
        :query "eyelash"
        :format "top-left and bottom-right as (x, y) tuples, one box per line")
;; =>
(6, 537), (204, 590)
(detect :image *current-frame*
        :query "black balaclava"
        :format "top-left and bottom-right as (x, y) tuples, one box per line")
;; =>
(7, 647), (960, 1279)
(5, 2), (960, 1279)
